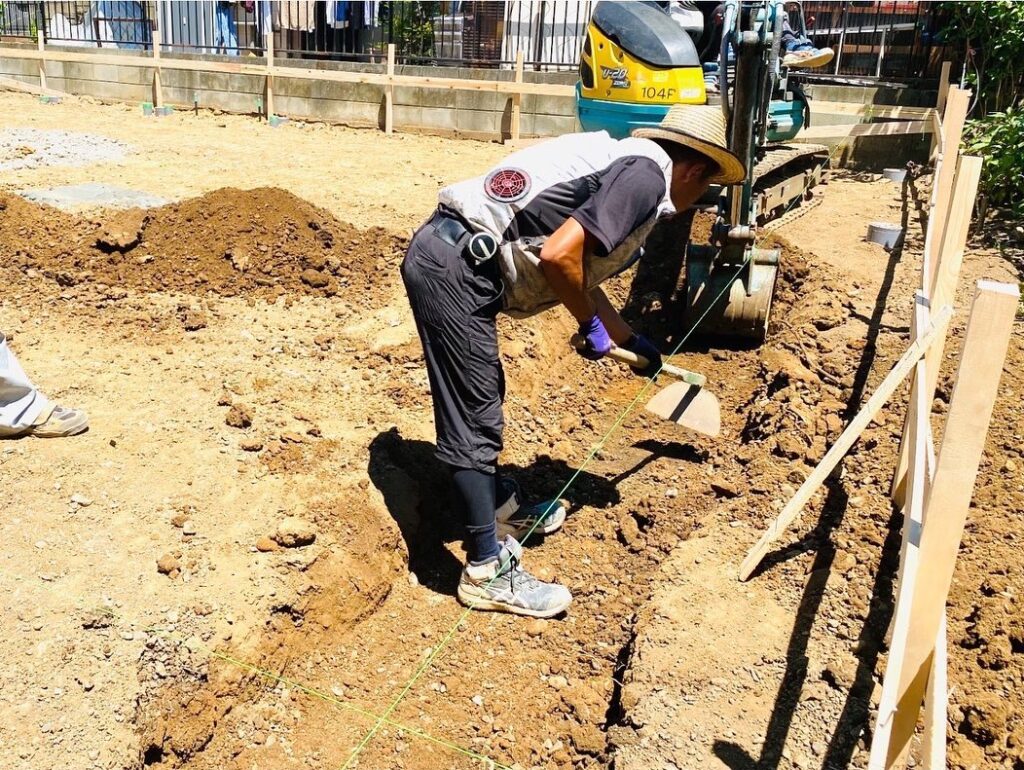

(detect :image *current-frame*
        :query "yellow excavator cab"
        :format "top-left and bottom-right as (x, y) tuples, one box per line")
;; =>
(578, 1), (707, 137)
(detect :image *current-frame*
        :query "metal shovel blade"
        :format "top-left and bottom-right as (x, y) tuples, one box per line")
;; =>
(645, 381), (722, 437)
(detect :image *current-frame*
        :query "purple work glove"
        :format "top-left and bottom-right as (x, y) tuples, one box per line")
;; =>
(576, 314), (614, 361)
(622, 333), (663, 378)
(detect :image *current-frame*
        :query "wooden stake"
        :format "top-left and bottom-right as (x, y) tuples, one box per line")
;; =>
(891, 155), (983, 505)
(152, 23), (163, 109)
(869, 350), (929, 769)
(37, 29), (46, 90)
(385, 43), (395, 135)
(883, 280), (1019, 766)
(925, 87), (970, 288)
(511, 49), (524, 143)
(930, 62), (953, 158)
(265, 26), (275, 119)
(737, 304), (953, 582)
(936, 61), (952, 114)
(921, 617), (948, 770)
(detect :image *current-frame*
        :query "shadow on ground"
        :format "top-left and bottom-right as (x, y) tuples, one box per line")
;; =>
(712, 176), (920, 769)
(367, 427), (625, 597)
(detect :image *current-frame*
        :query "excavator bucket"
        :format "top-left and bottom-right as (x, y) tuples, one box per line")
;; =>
(683, 244), (780, 342)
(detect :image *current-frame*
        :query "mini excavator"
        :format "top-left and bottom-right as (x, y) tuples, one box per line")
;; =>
(577, 0), (828, 341)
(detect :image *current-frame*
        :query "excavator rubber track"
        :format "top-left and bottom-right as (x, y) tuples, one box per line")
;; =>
(751, 143), (830, 223)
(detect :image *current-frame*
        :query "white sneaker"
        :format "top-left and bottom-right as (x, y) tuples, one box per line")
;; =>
(495, 478), (567, 541)
(457, 536), (572, 618)
(27, 405), (89, 438)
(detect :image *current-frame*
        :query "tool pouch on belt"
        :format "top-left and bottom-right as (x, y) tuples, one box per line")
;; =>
(435, 210), (499, 266)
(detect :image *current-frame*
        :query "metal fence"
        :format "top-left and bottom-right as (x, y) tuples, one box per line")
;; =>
(0, 1), (594, 70)
(802, 1), (958, 83)
(0, 1), (958, 80)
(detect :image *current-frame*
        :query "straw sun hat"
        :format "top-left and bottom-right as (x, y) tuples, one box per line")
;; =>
(633, 104), (747, 185)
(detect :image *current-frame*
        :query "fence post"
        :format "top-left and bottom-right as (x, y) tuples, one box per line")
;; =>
(264, 24), (274, 119)
(511, 49), (524, 143)
(37, 28), (46, 90)
(875, 28), (886, 78)
(385, 42), (395, 135)
(152, 16), (163, 109)
(882, 280), (1020, 766)
(833, 1), (849, 75)
(935, 60), (951, 113)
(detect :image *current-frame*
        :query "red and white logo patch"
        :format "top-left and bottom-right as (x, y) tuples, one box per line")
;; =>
(484, 167), (531, 203)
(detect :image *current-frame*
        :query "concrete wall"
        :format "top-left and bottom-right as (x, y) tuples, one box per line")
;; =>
(0, 45), (579, 140)
(0, 45), (939, 162)
(802, 82), (938, 169)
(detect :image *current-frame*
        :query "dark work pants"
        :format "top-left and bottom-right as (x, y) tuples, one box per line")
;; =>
(400, 210), (506, 562)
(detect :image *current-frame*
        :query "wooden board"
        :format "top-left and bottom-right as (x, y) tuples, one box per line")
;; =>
(891, 155), (982, 505)
(809, 101), (936, 120)
(936, 61), (952, 113)
(929, 87), (971, 285)
(36, 31), (46, 90)
(883, 281), (1020, 765)
(510, 50), (524, 143)
(922, 618), (948, 770)
(0, 74), (66, 98)
(384, 44), (395, 135)
(737, 305), (952, 582)
(797, 119), (933, 141)
(0, 45), (575, 97)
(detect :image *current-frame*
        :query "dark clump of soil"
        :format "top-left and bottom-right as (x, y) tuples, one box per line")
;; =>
(0, 188), (407, 302)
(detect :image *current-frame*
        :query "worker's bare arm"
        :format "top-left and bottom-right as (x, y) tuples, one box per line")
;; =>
(538, 217), (597, 323)
(589, 287), (633, 345)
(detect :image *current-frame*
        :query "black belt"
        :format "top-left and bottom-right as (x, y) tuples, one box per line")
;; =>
(430, 207), (499, 265)
(431, 208), (471, 249)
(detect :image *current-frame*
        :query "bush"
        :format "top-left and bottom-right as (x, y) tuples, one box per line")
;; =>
(963, 106), (1024, 219)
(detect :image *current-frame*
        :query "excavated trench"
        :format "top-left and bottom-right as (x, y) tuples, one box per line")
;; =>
(105, 199), (861, 770)
(3, 186), (903, 769)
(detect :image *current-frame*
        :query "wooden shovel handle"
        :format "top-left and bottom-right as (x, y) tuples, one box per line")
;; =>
(570, 335), (707, 388)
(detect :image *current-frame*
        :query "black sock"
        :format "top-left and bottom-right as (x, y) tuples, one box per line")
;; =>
(450, 466), (500, 564)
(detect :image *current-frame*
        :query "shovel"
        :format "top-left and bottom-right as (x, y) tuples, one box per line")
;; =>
(571, 335), (722, 438)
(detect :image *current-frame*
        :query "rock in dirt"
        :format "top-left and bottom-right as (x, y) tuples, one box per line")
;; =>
(225, 247), (251, 272)
(240, 438), (264, 452)
(255, 535), (279, 552)
(762, 348), (819, 385)
(548, 675), (569, 690)
(225, 404), (253, 429)
(179, 307), (208, 332)
(526, 619), (548, 637)
(617, 513), (641, 547)
(271, 517), (317, 548)
(570, 723), (606, 755)
(300, 269), (329, 289)
(156, 553), (180, 575)
(709, 477), (741, 498)
(95, 214), (144, 253)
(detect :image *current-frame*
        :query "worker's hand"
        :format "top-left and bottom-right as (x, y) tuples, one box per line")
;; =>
(621, 333), (663, 378)
(576, 315), (614, 361)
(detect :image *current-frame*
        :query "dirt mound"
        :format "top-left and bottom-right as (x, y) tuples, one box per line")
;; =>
(2, 188), (407, 302)
(0, 192), (94, 274)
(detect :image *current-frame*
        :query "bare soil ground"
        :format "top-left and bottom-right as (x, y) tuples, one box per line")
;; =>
(1, 92), (1021, 770)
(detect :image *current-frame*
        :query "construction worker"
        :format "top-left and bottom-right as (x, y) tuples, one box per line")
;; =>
(401, 104), (745, 618)
(0, 332), (88, 438)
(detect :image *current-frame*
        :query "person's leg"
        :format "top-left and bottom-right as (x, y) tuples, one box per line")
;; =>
(779, 11), (834, 69)
(452, 467), (500, 563)
(401, 215), (570, 617)
(401, 217), (505, 564)
(0, 333), (50, 437)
